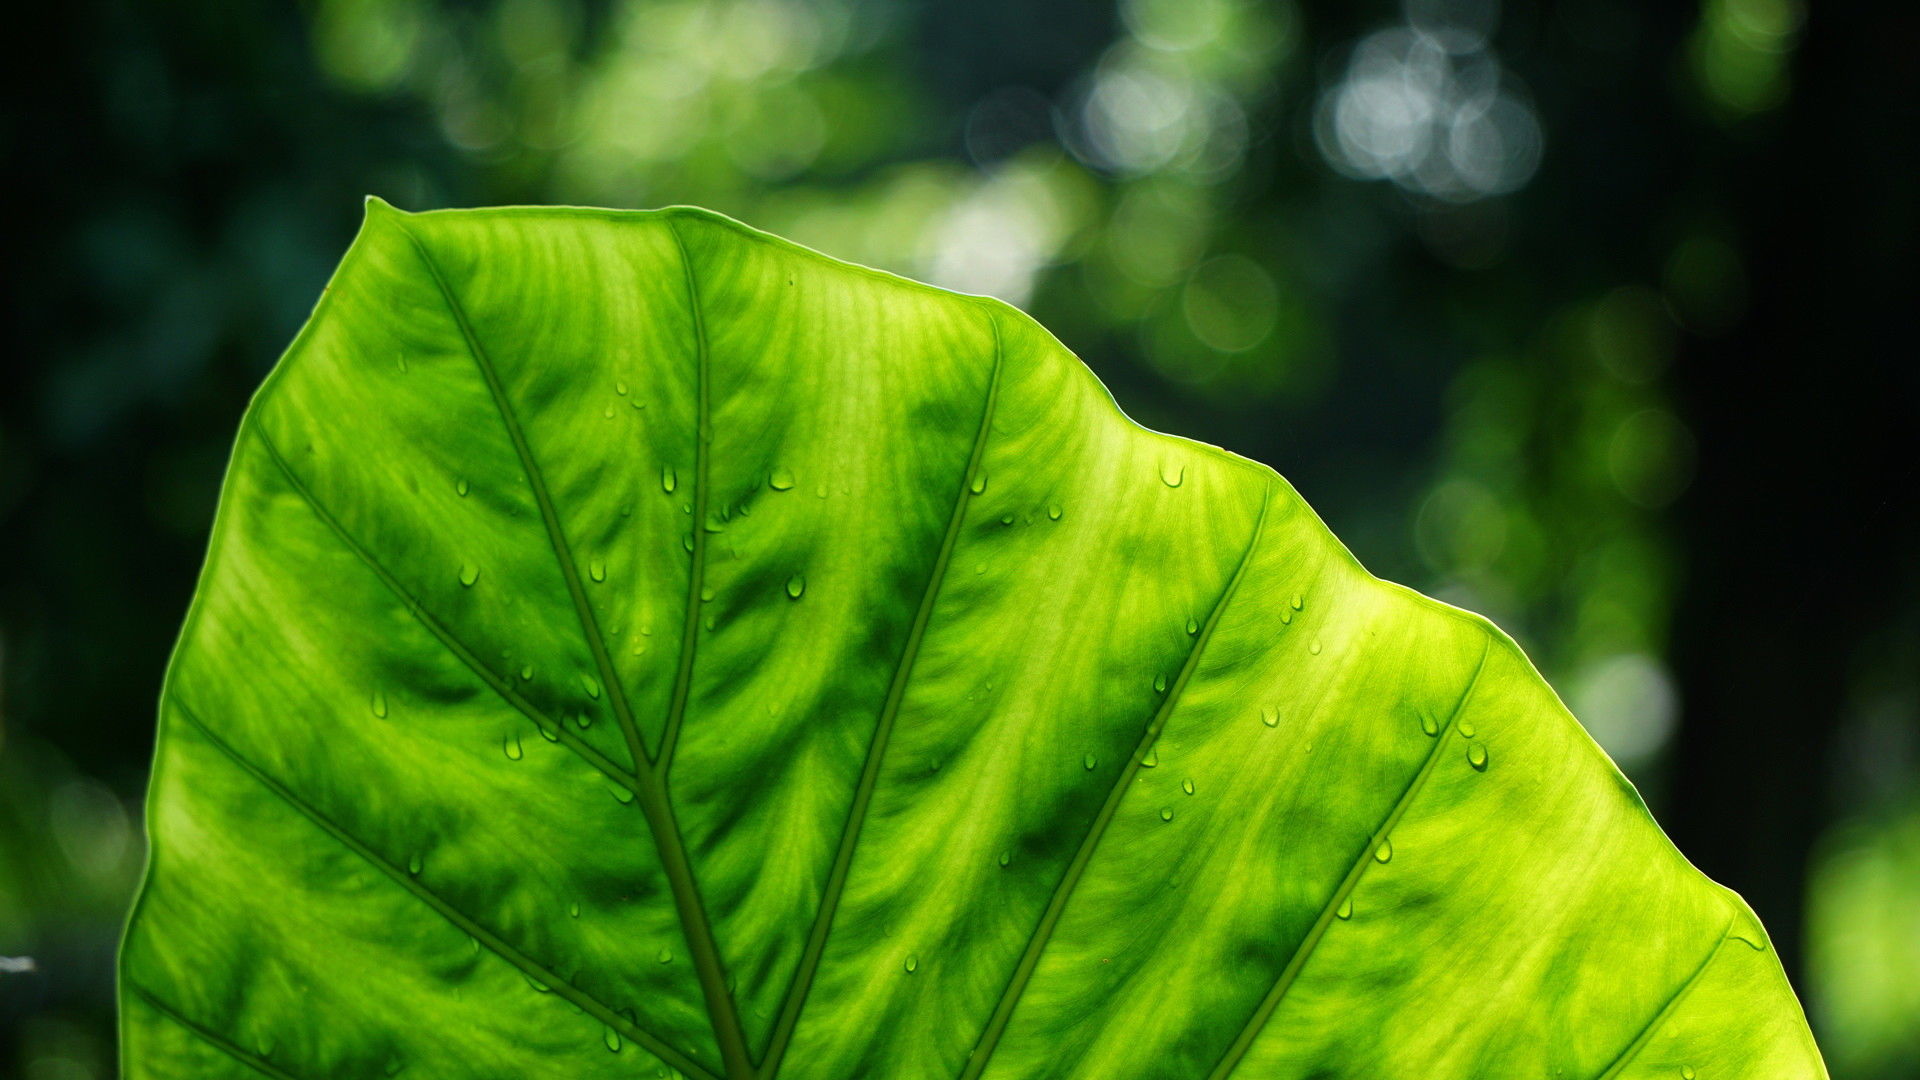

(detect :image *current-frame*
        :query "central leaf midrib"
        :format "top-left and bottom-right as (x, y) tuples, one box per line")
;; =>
(397, 217), (755, 1079)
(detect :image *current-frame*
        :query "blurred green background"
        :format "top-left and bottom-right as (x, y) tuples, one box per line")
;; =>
(3, 0), (1916, 1075)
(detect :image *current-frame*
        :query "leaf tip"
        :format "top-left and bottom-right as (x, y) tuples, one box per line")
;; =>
(363, 194), (407, 219)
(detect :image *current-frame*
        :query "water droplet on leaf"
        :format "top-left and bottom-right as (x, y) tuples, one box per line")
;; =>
(503, 734), (523, 761)
(1373, 839), (1393, 863)
(1161, 463), (1185, 488)
(786, 573), (806, 599)
(370, 691), (388, 718)
(1468, 743), (1488, 771)
(459, 563), (480, 588)
(770, 468), (796, 491)
(661, 467), (677, 493)
(1336, 896), (1353, 920)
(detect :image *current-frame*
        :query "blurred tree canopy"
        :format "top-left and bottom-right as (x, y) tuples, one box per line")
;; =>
(2, 1), (1915, 1077)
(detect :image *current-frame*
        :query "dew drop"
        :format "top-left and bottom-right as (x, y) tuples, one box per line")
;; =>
(1083, 752), (1098, 771)
(1459, 720), (1477, 738)
(576, 712), (593, 730)
(786, 573), (806, 599)
(1141, 747), (1159, 768)
(703, 615), (716, 631)
(459, 563), (480, 588)
(538, 725), (559, 743)
(682, 534), (694, 552)
(1154, 673), (1168, 693)
(503, 733), (523, 761)
(1309, 639), (1322, 655)
(1681, 1068), (1696, 1079)
(455, 478), (470, 497)
(604, 1027), (622, 1053)
(661, 467), (678, 493)
(525, 974), (550, 993)
(1186, 616), (1199, 635)
(568, 901), (580, 918)
(1468, 743), (1488, 771)
(700, 586), (715, 603)
(1047, 503), (1063, 520)
(1290, 594), (1303, 611)
(969, 473), (987, 495)
(1421, 714), (1439, 736)
(1280, 609), (1293, 625)
(581, 673), (602, 700)
(997, 850), (1011, 868)
(1160, 807), (1175, 822)
(520, 664), (534, 681)
(999, 513), (1014, 526)
(904, 953), (919, 974)
(656, 947), (673, 965)
(1161, 463), (1185, 488)
(370, 691), (388, 719)
(1336, 896), (1353, 920)
(603, 405), (615, 419)
(1181, 778), (1195, 795)
(1373, 839), (1393, 864)
(589, 560), (606, 583)
(407, 852), (423, 876)
(770, 468), (796, 491)
(1261, 705), (1280, 728)
(615, 379), (628, 396)
(612, 786), (634, 805)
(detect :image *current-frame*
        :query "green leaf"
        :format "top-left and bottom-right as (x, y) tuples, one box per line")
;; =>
(120, 200), (1825, 1079)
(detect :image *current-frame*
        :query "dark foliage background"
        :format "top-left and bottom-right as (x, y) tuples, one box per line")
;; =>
(3, 0), (1916, 1075)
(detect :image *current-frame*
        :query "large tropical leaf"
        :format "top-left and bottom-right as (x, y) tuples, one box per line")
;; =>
(120, 200), (1825, 1079)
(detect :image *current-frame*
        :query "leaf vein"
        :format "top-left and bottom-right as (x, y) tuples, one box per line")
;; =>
(1205, 634), (1494, 1079)
(252, 425), (640, 794)
(658, 216), (711, 773)
(757, 310), (1006, 1079)
(129, 982), (304, 1080)
(165, 696), (720, 1080)
(958, 479), (1277, 1080)
(1591, 914), (1737, 1080)
(395, 216), (756, 1079)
